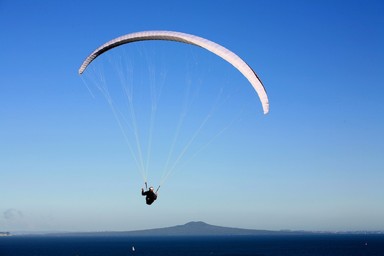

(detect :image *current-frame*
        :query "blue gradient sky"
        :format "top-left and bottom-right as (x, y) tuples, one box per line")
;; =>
(1, 0), (383, 232)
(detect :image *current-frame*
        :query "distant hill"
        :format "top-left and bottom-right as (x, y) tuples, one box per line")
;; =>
(45, 221), (311, 237)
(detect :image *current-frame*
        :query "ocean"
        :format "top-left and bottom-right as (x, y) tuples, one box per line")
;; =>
(1, 235), (383, 256)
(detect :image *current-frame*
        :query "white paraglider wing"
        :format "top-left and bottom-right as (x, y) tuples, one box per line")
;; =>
(79, 30), (269, 114)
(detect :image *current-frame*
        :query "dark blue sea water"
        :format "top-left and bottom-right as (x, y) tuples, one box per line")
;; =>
(1, 235), (383, 256)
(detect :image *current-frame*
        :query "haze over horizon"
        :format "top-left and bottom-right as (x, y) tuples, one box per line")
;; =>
(5, 221), (384, 236)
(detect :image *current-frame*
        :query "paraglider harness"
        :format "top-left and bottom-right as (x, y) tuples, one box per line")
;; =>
(142, 182), (160, 205)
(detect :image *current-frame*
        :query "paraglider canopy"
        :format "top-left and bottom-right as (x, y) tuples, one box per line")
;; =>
(79, 30), (269, 114)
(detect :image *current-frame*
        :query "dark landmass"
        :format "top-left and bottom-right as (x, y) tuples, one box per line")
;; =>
(9, 221), (383, 237)
(43, 221), (316, 237)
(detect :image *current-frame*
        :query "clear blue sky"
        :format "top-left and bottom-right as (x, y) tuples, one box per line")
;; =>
(1, 0), (383, 233)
